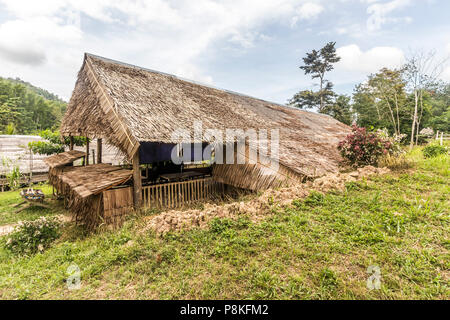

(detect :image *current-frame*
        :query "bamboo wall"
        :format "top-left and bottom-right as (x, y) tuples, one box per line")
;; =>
(142, 177), (223, 209)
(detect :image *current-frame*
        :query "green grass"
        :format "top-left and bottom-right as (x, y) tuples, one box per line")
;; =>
(0, 184), (64, 226)
(0, 149), (448, 299)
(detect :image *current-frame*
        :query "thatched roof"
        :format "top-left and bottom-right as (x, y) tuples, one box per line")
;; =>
(44, 150), (86, 168)
(61, 53), (350, 177)
(49, 163), (132, 198)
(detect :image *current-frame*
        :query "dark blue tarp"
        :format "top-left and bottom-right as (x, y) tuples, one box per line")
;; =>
(139, 142), (176, 164)
(139, 142), (212, 164)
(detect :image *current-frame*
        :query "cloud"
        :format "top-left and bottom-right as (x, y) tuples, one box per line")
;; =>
(442, 66), (450, 82)
(366, 0), (412, 31)
(336, 44), (405, 73)
(291, 2), (324, 26)
(296, 2), (324, 20)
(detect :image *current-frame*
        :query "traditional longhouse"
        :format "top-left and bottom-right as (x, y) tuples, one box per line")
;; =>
(50, 53), (350, 227)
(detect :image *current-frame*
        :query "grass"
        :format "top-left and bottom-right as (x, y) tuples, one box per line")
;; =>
(0, 148), (448, 299)
(0, 184), (64, 226)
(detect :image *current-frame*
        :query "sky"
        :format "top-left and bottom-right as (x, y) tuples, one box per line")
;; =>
(0, 0), (449, 104)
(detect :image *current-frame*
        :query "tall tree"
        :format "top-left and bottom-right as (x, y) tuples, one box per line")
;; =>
(321, 94), (353, 125)
(353, 68), (410, 137)
(403, 51), (448, 148)
(367, 68), (407, 137)
(289, 42), (341, 113)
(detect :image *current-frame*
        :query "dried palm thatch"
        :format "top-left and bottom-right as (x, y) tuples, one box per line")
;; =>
(50, 163), (132, 198)
(49, 164), (133, 229)
(61, 53), (351, 190)
(44, 150), (86, 168)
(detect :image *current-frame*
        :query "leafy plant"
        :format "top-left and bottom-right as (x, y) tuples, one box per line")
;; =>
(4, 217), (62, 255)
(5, 122), (16, 135)
(28, 130), (86, 155)
(422, 144), (448, 158)
(6, 166), (21, 190)
(338, 125), (397, 167)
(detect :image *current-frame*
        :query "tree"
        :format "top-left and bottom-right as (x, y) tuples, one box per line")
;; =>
(403, 51), (448, 148)
(28, 130), (86, 155)
(0, 77), (66, 134)
(367, 68), (407, 137)
(352, 68), (410, 139)
(321, 94), (353, 125)
(426, 84), (450, 133)
(289, 42), (341, 113)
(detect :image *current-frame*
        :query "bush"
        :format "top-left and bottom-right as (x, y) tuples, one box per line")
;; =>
(5, 217), (62, 254)
(422, 144), (448, 158)
(28, 130), (86, 155)
(338, 125), (397, 167)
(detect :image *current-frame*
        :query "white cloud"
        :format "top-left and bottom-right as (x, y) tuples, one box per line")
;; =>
(366, 0), (412, 31)
(442, 66), (450, 82)
(297, 2), (324, 20)
(336, 44), (405, 73)
(291, 2), (324, 26)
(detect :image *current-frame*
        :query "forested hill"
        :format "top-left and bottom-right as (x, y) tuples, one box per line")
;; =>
(0, 77), (67, 135)
(6, 77), (65, 103)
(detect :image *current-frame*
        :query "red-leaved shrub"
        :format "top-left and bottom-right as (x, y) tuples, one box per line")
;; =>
(338, 125), (396, 167)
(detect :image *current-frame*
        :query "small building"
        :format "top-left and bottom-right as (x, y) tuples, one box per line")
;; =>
(50, 53), (350, 227)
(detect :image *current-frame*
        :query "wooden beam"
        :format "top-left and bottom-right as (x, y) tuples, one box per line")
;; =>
(132, 150), (142, 208)
(85, 138), (89, 166)
(69, 136), (74, 151)
(97, 138), (102, 164)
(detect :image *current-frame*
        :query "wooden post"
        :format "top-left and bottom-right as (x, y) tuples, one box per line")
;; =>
(132, 150), (142, 208)
(85, 138), (89, 166)
(69, 136), (74, 151)
(97, 138), (102, 164)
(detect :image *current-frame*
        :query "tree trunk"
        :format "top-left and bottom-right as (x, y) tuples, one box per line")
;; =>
(319, 75), (324, 112)
(415, 90), (424, 145)
(410, 90), (418, 149)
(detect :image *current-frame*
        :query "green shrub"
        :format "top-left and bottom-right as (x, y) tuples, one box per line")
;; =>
(5, 217), (62, 254)
(28, 130), (86, 155)
(209, 218), (234, 234)
(422, 144), (448, 158)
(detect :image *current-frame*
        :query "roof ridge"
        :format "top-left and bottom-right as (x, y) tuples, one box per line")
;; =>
(84, 52), (331, 119)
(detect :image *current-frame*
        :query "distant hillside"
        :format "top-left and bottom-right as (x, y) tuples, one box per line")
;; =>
(0, 77), (67, 135)
(5, 77), (66, 103)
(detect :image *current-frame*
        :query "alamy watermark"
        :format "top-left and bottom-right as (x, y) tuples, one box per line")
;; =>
(66, 263), (81, 290)
(366, 265), (381, 290)
(169, 121), (280, 174)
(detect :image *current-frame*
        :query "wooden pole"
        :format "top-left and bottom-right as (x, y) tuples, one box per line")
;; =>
(132, 150), (142, 208)
(85, 138), (89, 166)
(97, 138), (102, 164)
(69, 136), (74, 151)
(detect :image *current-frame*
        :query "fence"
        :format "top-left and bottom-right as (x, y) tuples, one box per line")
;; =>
(142, 177), (224, 209)
(435, 131), (450, 145)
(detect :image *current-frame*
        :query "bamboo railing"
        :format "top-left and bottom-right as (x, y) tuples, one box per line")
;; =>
(141, 177), (223, 209)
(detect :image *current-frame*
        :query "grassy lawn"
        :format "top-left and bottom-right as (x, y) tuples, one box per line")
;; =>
(0, 184), (64, 226)
(0, 149), (448, 299)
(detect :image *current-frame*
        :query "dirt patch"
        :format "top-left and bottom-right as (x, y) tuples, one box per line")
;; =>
(141, 166), (391, 235)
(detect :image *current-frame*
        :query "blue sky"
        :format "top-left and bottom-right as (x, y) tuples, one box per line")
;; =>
(0, 0), (449, 104)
